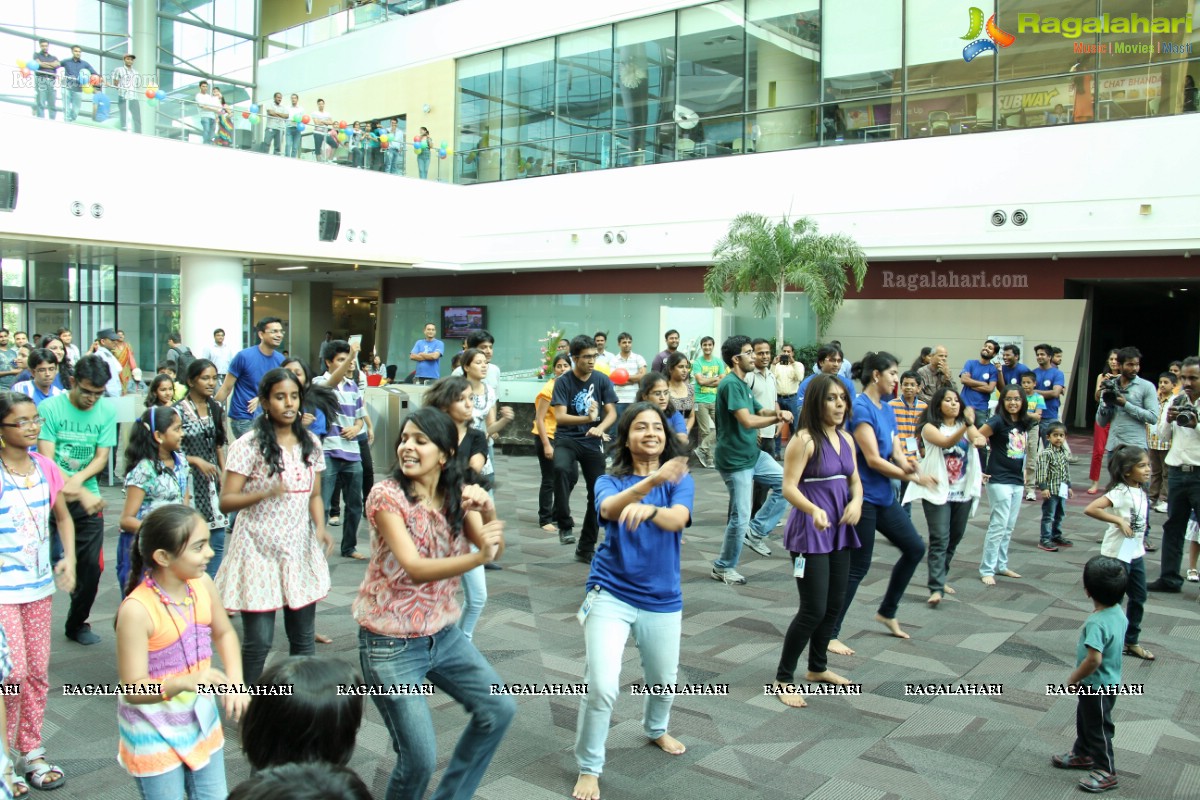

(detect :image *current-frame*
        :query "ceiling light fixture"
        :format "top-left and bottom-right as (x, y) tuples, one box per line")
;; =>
(277, 265), (308, 271)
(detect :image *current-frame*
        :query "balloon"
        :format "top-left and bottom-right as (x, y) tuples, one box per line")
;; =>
(610, 368), (629, 386)
(15, 59), (25, 69)
(440, 140), (447, 148)
(249, 114), (259, 124)
(249, 103), (259, 113)
(438, 148), (447, 159)
(241, 111), (250, 119)
(145, 88), (156, 99)
(155, 89), (164, 100)
(147, 98), (157, 107)
(337, 132), (347, 143)
(82, 85), (93, 94)
(20, 69), (30, 79)
(296, 122), (305, 132)
(90, 74), (101, 86)
(445, 147), (454, 156)
(301, 114), (310, 124)
(380, 141), (389, 150)
(338, 120), (347, 129)
(413, 141), (421, 151)
(379, 135), (389, 144)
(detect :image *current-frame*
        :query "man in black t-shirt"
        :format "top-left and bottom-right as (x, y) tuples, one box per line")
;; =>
(552, 335), (618, 563)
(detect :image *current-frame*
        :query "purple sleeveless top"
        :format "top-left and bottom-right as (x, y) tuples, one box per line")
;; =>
(782, 434), (862, 555)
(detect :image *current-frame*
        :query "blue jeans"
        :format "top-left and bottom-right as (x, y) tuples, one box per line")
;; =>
(459, 554), (487, 641)
(714, 450), (788, 571)
(575, 590), (681, 776)
(286, 126), (302, 157)
(134, 747), (226, 800)
(229, 417), (255, 439)
(358, 625), (515, 800)
(981, 483), (1023, 576)
(63, 89), (82, 122)
(418, 152), (431, 178)
(384, 147), (404, 174)
(832, 499), (925, 638)
(1040, 494), (1066, 543)
(240, 602), (317, 686)
(34, 76), (56, 119)
(205, 527), (226, 579)
(263, 127), (282, 155)
(321, 456), (363, 556)
(1121, 557), (1146, 645)
(200, 117), (215, 144)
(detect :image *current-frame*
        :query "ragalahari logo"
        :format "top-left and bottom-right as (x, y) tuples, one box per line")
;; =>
(961, 7), (1015, 62)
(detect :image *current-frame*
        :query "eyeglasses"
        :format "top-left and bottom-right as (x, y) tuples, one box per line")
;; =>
(76, 386), (106, 398)
(648, 390), (671, 399)
(0, 417), (44, 430)
(576, 354), (597, 361)
(33, 368), (57, 376)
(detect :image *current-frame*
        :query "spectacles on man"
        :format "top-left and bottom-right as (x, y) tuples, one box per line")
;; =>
(76, 386), (106, 398)
(0, 417), (44, 430)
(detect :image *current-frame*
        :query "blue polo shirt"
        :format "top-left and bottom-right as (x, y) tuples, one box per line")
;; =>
(1033, 366), (1066, 420)
(60, 57), (97, 91)
(798, 373), (857, 417)
(1000, 362), (1032, 387)
(410, 338), (444, 380)
(853, 392), (899, 507)
(226, 346), (284, 420)
(959, 359), (997, 412)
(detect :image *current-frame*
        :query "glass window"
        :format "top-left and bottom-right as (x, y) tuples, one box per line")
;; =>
(752, 106), (818, 151)
(821, 96), (903, 143)
(614, 13), (676, 131)
(998, 0), (1072, 82)
(1099, 0), (1192, 69)
(501, 39), (555, 147)
(1095, 65), (1176, 121)
(117, 269), (157, 305)
(556, 26), (613, 138)
(747, 0), (820, 112)
(613, 124), (675, 166)
(2, 304), (22, 333)
(80, 262), (116, 303)
(995, 77), (1070, 128)
(678, 0), (746, 120)
(677, 113), (744, 159)
(823, 0), (901, 98)
(906, 0), (997, 91)
(458, 50), (503, 161)
(554, 133), (609, 173)
(500, 141), (553, 180)
(80, 304), (116, 348)
(158, 272), (181, 306)
(905, 88), (988, 137)
(28, 261), (73, 302)
(2, 259), (26, 300)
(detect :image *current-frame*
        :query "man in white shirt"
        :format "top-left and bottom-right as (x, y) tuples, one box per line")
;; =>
(1148, 356), (1200, 594)
(194, 80), (220, 145)
(286, 93), (305, 158)
(746, 338), (780, 529)
(264, 92), (286, 155)
(93, 328), (125, 397)
(382, 118), (405, 174)
(202, 327), (235, 382)
(606, 332), (646, 419)
(110, 53), (140, 133)
(311, 98), (334, 162)
(593, 331), (611, 370)
(772, 342), (804, 440)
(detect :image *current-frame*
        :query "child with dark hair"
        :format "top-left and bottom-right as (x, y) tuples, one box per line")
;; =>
(115, 505), (246, 798)
(144, 373), (176, 408)
(177, 358), (228, 578)
(1050, 555), (1128, 793)
(1084, 445), (1154, 662)
(1035, 421), (1074, 552)
(976, 385), (1035, 586)
(227, 764), (371, 800)
(118, 406), (190, 591)
(1146, 371), (1178, 515)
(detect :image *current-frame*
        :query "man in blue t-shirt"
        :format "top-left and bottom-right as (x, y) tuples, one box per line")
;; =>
(216, 317), (285, 439)
(959, 339), (999, 415)
(1032, 342), (1066, 437)
(409, 322), (443, 385)
(798, 344), (855, 423)
(552, 335), (618, 563)
(999, 343), (1032, 388)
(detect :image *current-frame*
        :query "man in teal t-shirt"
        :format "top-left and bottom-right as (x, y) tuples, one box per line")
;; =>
(691, 335), (724, 468)
(37, 354), (118, 646)
(712, 335), (792, 586)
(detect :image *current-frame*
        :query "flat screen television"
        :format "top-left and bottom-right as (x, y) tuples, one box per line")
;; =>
(442, 305), (486, 340)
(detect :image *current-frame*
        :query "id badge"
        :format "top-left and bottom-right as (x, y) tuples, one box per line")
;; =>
(1058, 482), (1069, 499)
(35, 545), (50, 579)
(793, 556), (806, 579)
(904, 438), (918, 455)
(576, 587), (600, 625)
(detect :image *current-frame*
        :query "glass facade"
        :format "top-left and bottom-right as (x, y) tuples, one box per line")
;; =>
(455, 0), (1200, 182)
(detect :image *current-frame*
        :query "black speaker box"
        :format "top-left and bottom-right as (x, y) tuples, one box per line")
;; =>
(0, 171), (16, 212)
(319, 209), (341, 241)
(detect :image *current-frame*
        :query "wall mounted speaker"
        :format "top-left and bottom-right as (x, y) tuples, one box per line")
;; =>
(990, 210), (1007, 226)
(0, 171), (17, 212)
(1011, 209), (1028, 226)
(319, 209), (341, 241)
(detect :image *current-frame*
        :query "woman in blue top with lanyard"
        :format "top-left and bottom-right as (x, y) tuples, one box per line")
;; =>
(572, 401), (694, 800)
(828, 352), (936, 656)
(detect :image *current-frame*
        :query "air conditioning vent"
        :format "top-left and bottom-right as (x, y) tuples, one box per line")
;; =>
(990, 210), (1007, 226)
(70, 201), (84, 217)
(90, 203), (103, 218)
(1012, 209), (1028, 226)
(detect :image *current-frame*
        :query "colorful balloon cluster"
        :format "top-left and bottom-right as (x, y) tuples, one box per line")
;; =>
(413, 139), (453, 159)
(16, 59), (32, 78)
(143, 86), (165, 106)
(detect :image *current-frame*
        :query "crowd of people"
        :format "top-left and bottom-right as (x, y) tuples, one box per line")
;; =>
(0, 315), (1196, 798)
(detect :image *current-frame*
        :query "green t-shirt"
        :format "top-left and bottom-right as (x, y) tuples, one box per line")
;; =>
(692, 355), (723, 404)
(37, 393), (118, 495)
(715, 372), (761, 472)
(1076, 605), (1127, 688)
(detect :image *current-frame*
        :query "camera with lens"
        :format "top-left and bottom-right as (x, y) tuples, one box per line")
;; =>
(1175, 397), (1198, 428)
(1099, 376), (1125, 407)
(780, 354), (791, 364)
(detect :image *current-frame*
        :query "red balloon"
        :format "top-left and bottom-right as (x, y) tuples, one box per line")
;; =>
(242, 111), (250, 119)
(338, 120), (347, 129)
(145, 88), (156, 99)
(610, 368), (629, 386)
(301, 115), (311, 124)
(90, 74), (101, 86)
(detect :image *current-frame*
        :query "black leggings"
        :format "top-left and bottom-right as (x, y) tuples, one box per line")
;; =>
(776, 549), (851, 681)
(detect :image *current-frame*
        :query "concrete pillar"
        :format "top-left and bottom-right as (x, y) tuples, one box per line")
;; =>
(132, 0), (156, 135)
(180, 255), (244, 350)
(754, 41), (819, 151)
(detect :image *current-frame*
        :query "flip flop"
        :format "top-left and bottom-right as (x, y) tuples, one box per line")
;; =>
(1124, 644), (1155, 661)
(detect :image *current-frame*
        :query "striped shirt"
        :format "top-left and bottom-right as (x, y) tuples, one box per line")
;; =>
(889, 397), (927, 465)
(0, 454), (64, 604)
(117, 578), (222, 777)
(11, 381), (65, 406)
(313, 373), (366, 461)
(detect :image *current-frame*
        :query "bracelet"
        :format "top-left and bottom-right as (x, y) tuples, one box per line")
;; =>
(160, 682), (171, 702)
(648, 508), (658, 522)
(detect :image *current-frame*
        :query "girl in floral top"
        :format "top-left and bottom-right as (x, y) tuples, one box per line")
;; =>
(175, 359), (227, 578)
(353, 407), (515, 800)
(215, 368), (332, 685)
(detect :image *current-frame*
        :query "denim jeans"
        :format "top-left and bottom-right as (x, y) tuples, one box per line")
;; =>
(263, 127), (283, 155)
(34, 76), (56, 119)
(892, 478), (913, 519)
(1157, 466), (1200, 589)
(321, 456), (363, 556)
(1120, 556), (1146, 645)
(384, 147), (404, 174)
(714, 450), (788, 571)
(118, 97), (141, 133)
(240, 602), (317, 686)
(922, 500), (970, 593)
(981, 483), (1023, 576)
(205, 527), (226, 579)
(200, 117), (215, 144)
(418, 152), (431, 178)
(63, 89), (82, 122)
(286, 126), (302, 157)
(134, 747), (226, 800)
(1040, 494), (1066, 543)
(229, 417), (255, 439)
(459, 557), (486, 641)
(575, 590), (681, 776)
(358, 625), (516, 800)
(832, 500), (925, 638)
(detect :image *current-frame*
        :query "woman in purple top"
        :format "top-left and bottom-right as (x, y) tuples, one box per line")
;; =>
(774, 375), (863, 707)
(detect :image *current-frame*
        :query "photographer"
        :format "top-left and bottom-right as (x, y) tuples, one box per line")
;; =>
(772, 343), (804, 437)
(1097, 347), (1159, 456)
(1148, 356), (1200, 594)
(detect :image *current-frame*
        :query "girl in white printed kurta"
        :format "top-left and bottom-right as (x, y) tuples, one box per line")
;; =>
(214, 368), (332, 685)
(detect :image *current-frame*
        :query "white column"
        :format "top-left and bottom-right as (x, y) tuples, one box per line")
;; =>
(132, 0), (156, 135)
(180, 255), (244, 350)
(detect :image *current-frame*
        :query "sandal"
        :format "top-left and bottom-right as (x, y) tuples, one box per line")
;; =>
(1124, 644), (1155, 661)
(12, 773), (29, 798)
(1187, 569), (1199, 583)
(1078, 769), (1118, 793)
(21, 748), (65, 791)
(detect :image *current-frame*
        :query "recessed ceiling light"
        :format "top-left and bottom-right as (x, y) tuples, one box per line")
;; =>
(277, 266), (308, 271)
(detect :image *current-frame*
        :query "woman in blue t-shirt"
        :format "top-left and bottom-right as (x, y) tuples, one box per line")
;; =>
(975, 385), (1035, 585)
(572, 402), (694, 800)
(828, 352), (936, 656)
(635, 371), (689, 446)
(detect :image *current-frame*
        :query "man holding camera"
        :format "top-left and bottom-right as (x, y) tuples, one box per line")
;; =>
(772, 342), (804, 439)
(1148, 356), (1200, 594)
(1097, 347), (1159, 454)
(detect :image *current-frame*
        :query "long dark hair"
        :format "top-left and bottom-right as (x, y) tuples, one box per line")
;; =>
(125, 504), (202, 597)
(280, 356), (340, 429)
(145, 374), (175, 408)
(854, 351), (899, 388)
(664, 351), (691, 383)
(609, 402), (688, 477)
(253, 368), (318, 477)
(910, 346), (933, 373)
(180, 358), (227, 448)
(1106, 444), (1147, 492)
(996, 384), (1031, 427)
(797, 374), (848, 467)
(124, 406), (180, 471)
(635, 371), (677, 416)
(919, 386), (966, 429)
(389, 407), (467, 536)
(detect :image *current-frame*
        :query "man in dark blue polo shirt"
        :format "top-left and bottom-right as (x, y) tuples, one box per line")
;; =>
(31, 39), (60, 119)
(60, 45), (97, 123)
(216, 317), (285, 439)
(959, 339), (999, 416)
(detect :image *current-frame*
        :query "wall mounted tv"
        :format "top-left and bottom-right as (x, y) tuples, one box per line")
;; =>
(442, 306), (486, 339)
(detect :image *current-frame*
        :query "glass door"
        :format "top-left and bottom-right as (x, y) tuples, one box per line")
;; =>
(27, 303), (76, 342)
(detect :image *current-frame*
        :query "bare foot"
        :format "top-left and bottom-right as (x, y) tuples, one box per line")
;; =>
(998, 570), (1022, 579)
(927, 592), (942, 606)
(827, 639), (855, 656)
(652, 733), (686, 755)
(944, 584), (956, 595)
(876, 614), (910, 639)
(315, 633), (333, 644)
(572, 774), (601, 800)
(773, 680), (808, 708)
(981, 575), (996, 586)
(541, 523), (557, 532)
(805, 670), (851, 685)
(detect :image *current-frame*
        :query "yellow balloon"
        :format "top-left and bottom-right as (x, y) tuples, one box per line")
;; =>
(445, 147), (454, 156)
(594, 361), (611, 376)
(16, 59), (26, 69)
(82, 85), (93, 94)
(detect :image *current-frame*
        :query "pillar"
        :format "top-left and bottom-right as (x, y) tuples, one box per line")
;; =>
(132, 0), (156, 135)
(180, 255), (244, 351)
(754, 40), (820, 151)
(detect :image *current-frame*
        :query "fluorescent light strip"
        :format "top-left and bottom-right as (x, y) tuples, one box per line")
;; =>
(277, 265), (308, 271)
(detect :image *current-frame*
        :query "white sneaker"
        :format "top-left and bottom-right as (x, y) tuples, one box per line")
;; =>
(1154, 501), (1168, 513)
(1025, 490), (1037, 501)
(711, 567), (747, 585)
(743, 534), (771, 557)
